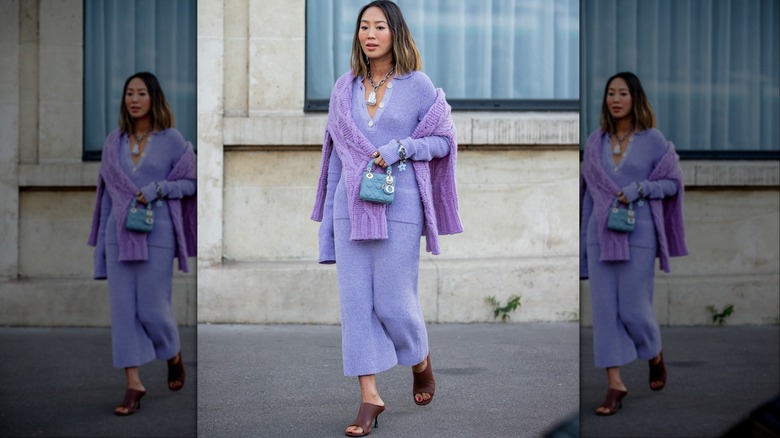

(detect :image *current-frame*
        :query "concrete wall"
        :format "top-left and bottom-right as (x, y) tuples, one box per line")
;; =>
(198, 143), (581, 324)
(197, 0), (779, 326)
(0, 0), (196, 327)
(196, 0), (581, 324)
(2, 0), (777, 327)
(581, 163), (780, 326)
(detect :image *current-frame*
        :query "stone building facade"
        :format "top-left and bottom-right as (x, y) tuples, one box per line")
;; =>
(195, 0), (581, 324)
(0, 0), (196, 326)
(1, 0), (776, 327)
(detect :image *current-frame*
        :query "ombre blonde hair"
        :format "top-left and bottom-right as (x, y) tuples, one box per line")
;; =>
(600, 72), (656, 135)
(118, 72), (175, 134)
(350, 0), (422, 79)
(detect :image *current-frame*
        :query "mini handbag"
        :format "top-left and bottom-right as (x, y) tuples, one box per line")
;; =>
(126, 198), (154, 233)
(359, 160), (395, 204)
(607, 198), (635, 233)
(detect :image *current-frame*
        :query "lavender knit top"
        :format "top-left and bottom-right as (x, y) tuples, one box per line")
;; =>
(312, 71), (463, 260)
(580, 128), (688, 276)
(88, 128), (197, 277)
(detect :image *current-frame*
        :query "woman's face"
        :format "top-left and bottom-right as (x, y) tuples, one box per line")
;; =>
(359, 6), (393, 65)
(606, 77), (633, 121)
(124, 77), (152, 121)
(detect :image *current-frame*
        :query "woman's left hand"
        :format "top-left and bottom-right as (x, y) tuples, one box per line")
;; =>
(371, 151), (388, 168)
(617, 192), (629, 205)
(135, 192), (148, 205)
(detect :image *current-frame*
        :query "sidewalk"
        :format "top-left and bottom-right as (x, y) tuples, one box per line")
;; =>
(4, 323), (771, 437)
(580, 326), (780, 437)
(0, 326), (196, 437)
(197, 323), (579, 438)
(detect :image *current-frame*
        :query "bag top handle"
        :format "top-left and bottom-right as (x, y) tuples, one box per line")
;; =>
(130, 198), (153, 210)
(365, 159), (392, 176)
(611, 197), (633, 210)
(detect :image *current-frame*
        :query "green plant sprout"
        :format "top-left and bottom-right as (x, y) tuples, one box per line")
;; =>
(485, 295), (521, 322)
(706, 304), (734, 326)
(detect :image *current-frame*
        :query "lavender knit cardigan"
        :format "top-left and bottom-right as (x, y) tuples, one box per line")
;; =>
(580, 129), (688, 272)
(311, 71), (463, 254)
(88, 129), (197, 273)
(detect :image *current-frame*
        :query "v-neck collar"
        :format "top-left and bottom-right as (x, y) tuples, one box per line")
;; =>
(604, 134), (634, 173)
(123, 133), (154, 174)
(358, 78), (394, 125)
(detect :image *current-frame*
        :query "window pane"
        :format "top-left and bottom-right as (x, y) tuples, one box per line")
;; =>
(84, 0), (197, 159)
(582, 0), (780, 154)
(306, 0), (579, 109)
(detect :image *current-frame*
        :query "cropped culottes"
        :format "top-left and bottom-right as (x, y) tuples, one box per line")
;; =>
(587, 242), (661, 368)
(106, 243), (180, 368)
(334, 218), (428, 377)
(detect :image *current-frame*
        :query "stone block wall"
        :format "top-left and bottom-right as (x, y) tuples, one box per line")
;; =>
(0, 0), (196, 327)
(1, 0), (777, 327)
(581, 188), (780, 327)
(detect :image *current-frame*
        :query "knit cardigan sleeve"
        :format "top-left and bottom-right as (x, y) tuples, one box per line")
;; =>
(311, 75), (346, 224)
(89, 178), (111, 280)
(318, 149), (341, 264)
(580, 175), (593, 279)
(87, 138), (114, 279)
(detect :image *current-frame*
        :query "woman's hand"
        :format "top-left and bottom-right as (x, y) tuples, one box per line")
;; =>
(617, 191), (629, 205)
(135, 192), (148, 205)
(371, 151), (388, 168)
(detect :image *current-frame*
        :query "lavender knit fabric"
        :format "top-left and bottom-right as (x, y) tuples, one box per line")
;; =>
(311, 71), (462, 255)
(313, 70), (459, 376)
(88, 128), (195, 368)
(89, 128), (197, 275)
(581, 128), (685, 368)
(580, 128), (688, 275)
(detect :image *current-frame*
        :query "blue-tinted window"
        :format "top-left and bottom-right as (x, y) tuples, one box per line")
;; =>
(306, 0), (580, 111)
(582, 0), (780, 156)
(83, 0), (196, 160)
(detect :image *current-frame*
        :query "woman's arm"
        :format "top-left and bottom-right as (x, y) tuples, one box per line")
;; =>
(376, 135), (450, 166)
(620, 179), (678, 203)
(139, 178), (196, 202)
(138, 144), (197, 202)
(375, 73), (450, 165)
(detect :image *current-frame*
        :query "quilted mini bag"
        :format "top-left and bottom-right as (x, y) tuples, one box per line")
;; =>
(126, 198), (154, 233)
(607, 198), (634, 233)
(359, 159), (395, 205)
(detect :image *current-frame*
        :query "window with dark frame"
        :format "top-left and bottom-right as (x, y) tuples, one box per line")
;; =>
(83, 0), (197, 161)
(305, 0), (580, 112)
(581, 0), (780, 158)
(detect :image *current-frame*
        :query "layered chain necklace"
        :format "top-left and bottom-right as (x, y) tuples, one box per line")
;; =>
(131, 129), (151, 156)
(612, 127), (634, 155)
(366, 66), (394, 106)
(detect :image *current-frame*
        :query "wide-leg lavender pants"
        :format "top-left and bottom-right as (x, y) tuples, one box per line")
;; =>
(587, 243), (662, 368)
(334, 218), (428, 376)
(106, 244), (180, 368)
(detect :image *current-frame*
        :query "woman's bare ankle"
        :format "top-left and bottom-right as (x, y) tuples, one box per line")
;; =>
(361, 392), (384, 406)
(412, 357), (428, 373)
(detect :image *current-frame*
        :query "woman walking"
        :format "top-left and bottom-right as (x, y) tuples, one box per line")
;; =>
(311, 1), (462, 435)
(88, 72), (197, 416)
(580, 71), (688, 416)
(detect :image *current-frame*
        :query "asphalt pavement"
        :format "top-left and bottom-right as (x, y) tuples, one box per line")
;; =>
(580, 326), (780, 438)
(2, 323), (777, 438)
(0, 326), (196, 437)
(197, 323), (579, 438)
